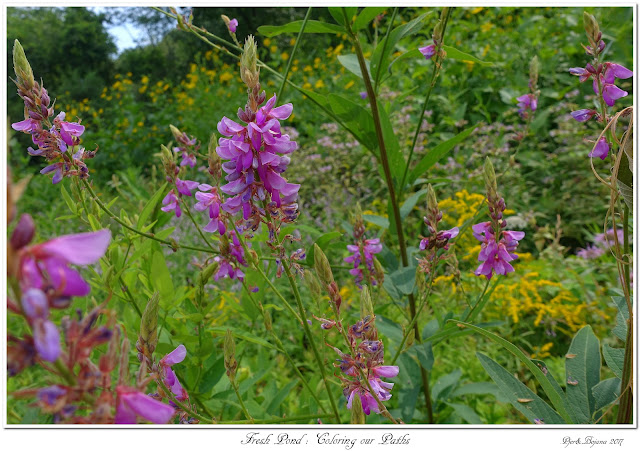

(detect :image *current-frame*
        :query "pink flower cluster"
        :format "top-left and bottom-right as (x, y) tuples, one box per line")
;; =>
(344, 238), (382, 288)
(473, 222), (525, 280)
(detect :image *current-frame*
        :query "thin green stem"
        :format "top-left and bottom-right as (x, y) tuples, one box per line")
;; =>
(181, 198), (217, 253)
(231, 380), (254, 422)
(157, 377), (213, 423)
(54, 359), (76, 386)
(277, 7), (312, 100)
(282, 262), (342, 423)
(616, 204), (633, 424)
(463, 278), (492, 322)
(398, 8), (450, 196)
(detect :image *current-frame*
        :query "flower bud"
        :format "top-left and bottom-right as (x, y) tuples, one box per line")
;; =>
(169, 124), (183, 141)
(13, 40), (34, 91)
(224, 329), (238, 383)
(118, 334), (130, 385)
(372, 257), (385, 285)
(583, 12), (600, 44)
(240, 36), (260, 89)
(264, 310), (272, 331)
(350, 392), (366, 424)
(198, 261), (220, 286)
(207, 132), (221, 179)
(432, 7), (450, 45)
(353, 203), (365, 239)
(360, 285), (374, 318)
(138, 292), (159, 362)
(10, 213), (35, 250)
(529, 56), (540, 91)
(483, 157), (498, 198)
(313, 244), (334, 285)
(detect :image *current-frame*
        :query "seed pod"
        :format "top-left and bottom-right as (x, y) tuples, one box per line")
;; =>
(372, 257), (385, 285)
(264, 310), (273, 331)
(207, 132), (221, 179)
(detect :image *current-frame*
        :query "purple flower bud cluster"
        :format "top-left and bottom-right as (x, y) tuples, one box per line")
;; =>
(345, 239), (382, 288)
(213, 229), (249, 281)
(12, 111), (94, 184)
(516, 93), (538, 119)
(173, 130), (200, 168)
(331, 316), (399, 416)
(417, 196), (458, 275)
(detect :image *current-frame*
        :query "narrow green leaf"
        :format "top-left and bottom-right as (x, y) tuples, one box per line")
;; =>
(442, 44), (493, 66)
(565, 325), (601, 423)
(592, 378), (621, 412)
(150, 251), (174, 301)
(389, 266), (416, 296)
(431, 369), (461, 401)
(450, 320), (572, 423)
(451, 382), (501, 398)
(400, 188), (429, 219)
(446, 402), (483, 424)
(210, 327), (277, 350)
(477, 353), (565, 424)
(408, 124), (478, 186)
(328, 93), (378, 151)
(328, 7), (357, 27)
(198, 357), (225, 394)
(409, 341), (434, 371)
(304, 231), (342, 266)
(257, 20), (344, 37)
(602, 344), (624, 379)
(266, 380), (298, 415)
(363, 214), (389, 229)
(137, 182), (167, 230)
(378, 103), (402, 183)
(337, 54), (371, 81)
(87, 213), (101, 231)
(60, 185), (77, 214)
(353, 7), (387, 31)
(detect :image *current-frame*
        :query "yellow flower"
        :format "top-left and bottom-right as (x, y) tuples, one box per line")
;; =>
(281, 52), (289, 61)
(481, 23), (494, 33)
(344, 80), (355, 90)
(219, 72), (233, 83)
(263, 38), (272, 47)
(471, 7), (484, 14)
(314, 79), (325, 89)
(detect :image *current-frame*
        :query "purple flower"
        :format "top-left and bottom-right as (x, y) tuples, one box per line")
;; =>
(228, 18), (238, 33)
(213, 230), (248, 281)
(419, 44), (436, 60)
(516, 93), (537, 118)
(175, 178), (199, 196)
(344, 238), (382, 287)
(160, 345), (188, 401)
(603, 63), (633, 82)
(216, 94), (299, 220)
(194, 184), (226, 234)
(115, 386), (176, 424)
(38, 385), (67, 406)
(11, 118), (40, 133)
(161, 189), (181, 217)
(569, 66), (592, 82)
(40, 162), (65, 184)
(589, 137), (610, 160)
(22, 288), (49, 320)
(570, 109), (597, 122)
(576, 244), (605, 259)
(473, 222), (525, 280)
(419, 227), (459, 251)
(360, 91), (368, 99)
(20, 229), (111, 297)
(160, 344), (187, 367)
(601, 84), (628, 107)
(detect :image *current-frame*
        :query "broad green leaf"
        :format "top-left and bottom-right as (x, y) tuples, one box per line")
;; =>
(602, 344), (624, 379)
(431, 369), (461, 401)
(409, 341), (434, 371)
(408, 124), (478, 186)
(209, 326), (277, 350)
(447, 402), (483, 424)
(150, 251), (174, 301)
(477, 353), (565, 424)
(363, 214), (389, 229)
(451, 320), (572, 423)
(328, 93), (378, 151)
(376, 315), (404, 344)
(378, 103), (402, 183)
(353, 7), (387, 31)
(451, 382), (502, 398)
(370, 12), (430, 86)
(137, 182), (167, 229)
(612, 296), (630, 341)
(328, 7), (357, 27)
(198, 357), (225, 394)
(337, 54), (371, 81)
(400, 188), (429, 219)
(617, 151), (633, 209)
(382, 48), (422, 84)
(442, 44), (492, 66)
(389, 266), (416, 296)
(257, 20), (344, 37)
(532, 358), (579, 423)
(396, 386), (420, 423)
(592, 378), (621, 412)
(565, 325), (601, 423)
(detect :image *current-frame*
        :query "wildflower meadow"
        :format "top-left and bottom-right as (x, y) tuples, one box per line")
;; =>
(4, 6), (635, 427)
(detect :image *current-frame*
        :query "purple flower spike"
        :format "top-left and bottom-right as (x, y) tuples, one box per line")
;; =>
(419, 44), (436, 60)
(115, 386), (176, 424)
(229, 18), (238, 33)
(160, 344), (187, 367)
(473, 221), (525, 280)
(589, 137), (610, 160)
(570, 109), (597, 122)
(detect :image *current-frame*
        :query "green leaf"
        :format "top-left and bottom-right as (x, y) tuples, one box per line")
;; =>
(266, 380), (298, 415)
(451, 382), (502, 398)
(337, 54), (371, 81)
(408, 124), (478, 186)
(409, 341), (434, 371)
(477, 353), (565, 424)
(61, 185), (77, 214)
(209, 327), (277, 350)
(87, 213), (101, 231)
(150, 251), (174, 301)
(363, 214), (389, 229)
(442, 44), (492, 66)
(304, 231), (342, 266)
(328, 7), (357, 27)
(602, 344), (624, 379)
(328, 93), (378, 151)
(353, 7), (387, 31)
(389, 266), (416, 296)
(137, 182), (167, 230)
(370, 12), (430, 86)
(198, 357), (225, 394)
(565, 325), (601, 423)
(378, 103), (402, 183)
(446, 402), (483, 424)
(451, 320), (572, 423)
(612, 296), (629, 342)
(257, 20), (344, 37)
(431, 369), (461, 401)
(400, 188), (429, 219)
(592, 378), (621, 412)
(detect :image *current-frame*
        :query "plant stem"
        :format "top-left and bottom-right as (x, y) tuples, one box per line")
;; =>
(157, 377), (213, 423)
(398, 8), (450, 196)
(230, 380), (254, 422)
(373, 7), (397, 93)
(277, 7), (312, 100)
(616, 204), (633, 424)
(282, 262), (342, 423)
(54, 359), (76, 386)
